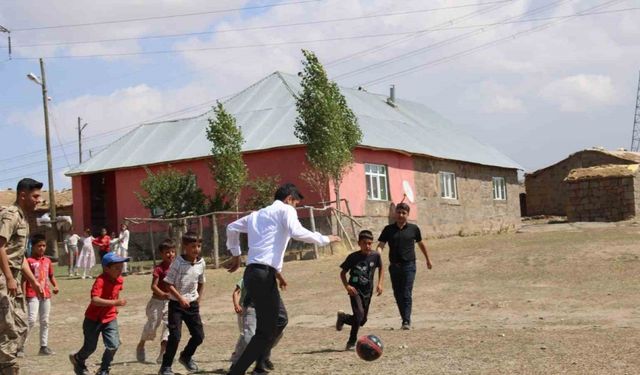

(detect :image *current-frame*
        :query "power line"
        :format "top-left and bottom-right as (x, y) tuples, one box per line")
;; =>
(48, 104), (71, 168)
(10, 0), (322, 32)
(359, 0), (628, 87)
(333, 0), (570, 80)
(324, 0), (515, 68)
(0, 94), (229, 164)
(7, 1), (512, 48)
(11, 24), (519, 60)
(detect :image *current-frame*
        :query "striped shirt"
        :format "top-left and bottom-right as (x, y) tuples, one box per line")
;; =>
(164, 255), (206, 303)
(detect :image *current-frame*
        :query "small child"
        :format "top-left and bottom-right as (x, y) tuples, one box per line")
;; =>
(230, 273), (288, 372)
(69, 252), (129, 375)
(20, 233), (59, 356)
(77, 229), (96, 279)
(92, 228), (111, 261)
(158, 231), (206, 375)
(66, 232), (81, 276)
(335, 230), (384, 350)
(136, 239), (176, 364)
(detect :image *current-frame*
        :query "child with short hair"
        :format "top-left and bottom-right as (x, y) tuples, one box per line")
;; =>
(158, 232), (206, 375)
(69, 252), (129, 375)
(136, 238), (176, 364)
(20, 233), (59, 356)
(336, 230), (384, 350)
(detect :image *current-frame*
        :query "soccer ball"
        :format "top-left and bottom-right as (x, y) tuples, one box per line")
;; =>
(356, 334), (383, 361)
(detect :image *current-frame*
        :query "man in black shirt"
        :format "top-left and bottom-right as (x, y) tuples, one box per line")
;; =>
(377, 203), (432, 330)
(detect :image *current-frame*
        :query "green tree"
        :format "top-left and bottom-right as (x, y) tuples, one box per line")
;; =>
(206, 101), (248, 212)
(136, 168), (208, 218)
(245, 175), (281, 211)
(294, 49), (362, 211)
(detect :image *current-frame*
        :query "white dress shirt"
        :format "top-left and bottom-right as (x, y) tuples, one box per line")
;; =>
(226, 200), (330, 272)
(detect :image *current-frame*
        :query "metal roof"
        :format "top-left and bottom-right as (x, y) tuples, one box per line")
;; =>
(66, 71), (522, 176)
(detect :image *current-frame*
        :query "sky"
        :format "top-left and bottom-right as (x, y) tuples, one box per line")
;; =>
(0, 0), (639, 191)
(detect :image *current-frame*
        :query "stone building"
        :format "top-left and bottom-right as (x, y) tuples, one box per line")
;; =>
(525, 149), (640, 216)
(564, 164), (640, 222)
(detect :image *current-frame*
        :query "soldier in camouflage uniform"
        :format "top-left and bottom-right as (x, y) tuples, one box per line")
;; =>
(0, 178), (45, 374)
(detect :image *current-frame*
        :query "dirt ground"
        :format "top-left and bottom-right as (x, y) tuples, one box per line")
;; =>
(19, 224), (640, 374)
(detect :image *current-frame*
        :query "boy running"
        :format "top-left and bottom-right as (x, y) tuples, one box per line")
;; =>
(69, 252), (129, 375)
(20, 233), (59, 357)
(158, 232), (206, 375)
(336, 230), (384, 350)
(137, 239), (176, 364)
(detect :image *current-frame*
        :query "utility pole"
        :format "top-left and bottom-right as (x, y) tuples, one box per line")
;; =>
(78, 117), (88, 163)
(631, 71), (640, 152)
(33, 58), (59, 256)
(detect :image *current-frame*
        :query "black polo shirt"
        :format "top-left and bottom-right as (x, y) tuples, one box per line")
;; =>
(378, 222), (422, 264)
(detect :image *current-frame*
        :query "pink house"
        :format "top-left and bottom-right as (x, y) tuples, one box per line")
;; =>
(67, 72), (522, 245)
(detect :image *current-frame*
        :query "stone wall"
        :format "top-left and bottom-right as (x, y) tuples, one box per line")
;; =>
(565, 176), (636, 222)
(525, 151), (636, 216)
(355, 156), (521, 238)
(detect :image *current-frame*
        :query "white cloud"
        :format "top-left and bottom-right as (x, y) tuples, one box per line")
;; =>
(7, 82), (218, 145)
(539, 74), (617, 112)
(462, 81), (526, 114)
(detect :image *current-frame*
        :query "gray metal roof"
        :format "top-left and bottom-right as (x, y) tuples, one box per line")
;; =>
(66, 71), (522, 176)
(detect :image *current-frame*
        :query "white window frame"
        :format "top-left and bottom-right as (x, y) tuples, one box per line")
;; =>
(492, 177), (507, 200)
(365, 163), (389, 201)
(439, 172), (458, 199)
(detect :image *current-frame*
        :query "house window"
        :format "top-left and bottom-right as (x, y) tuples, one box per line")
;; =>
(493, 177), (507, 200)
(439, 172), (458, 199)
(365, 163), (389, 201)
(151, 207), (165, 218)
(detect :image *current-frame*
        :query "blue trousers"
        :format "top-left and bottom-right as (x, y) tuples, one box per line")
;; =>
(388, 261), (416, 325)
(76, 318), (120, 371)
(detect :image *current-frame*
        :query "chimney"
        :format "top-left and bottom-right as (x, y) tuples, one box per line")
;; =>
(387, 84), (396, 107)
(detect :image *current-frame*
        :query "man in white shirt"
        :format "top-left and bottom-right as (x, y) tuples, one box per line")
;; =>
(226, 183), (340, 375)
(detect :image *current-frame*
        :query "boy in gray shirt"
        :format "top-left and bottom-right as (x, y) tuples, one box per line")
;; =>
(158, 232), (206, 375)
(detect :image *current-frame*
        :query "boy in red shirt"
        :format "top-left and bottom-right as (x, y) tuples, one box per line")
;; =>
(19, 233), (59, 356)
(136, 238), (176, 364)
(69, 252), (129, 375)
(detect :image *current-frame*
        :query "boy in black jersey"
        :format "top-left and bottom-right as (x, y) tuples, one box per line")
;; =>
(335, 230), (384, 350)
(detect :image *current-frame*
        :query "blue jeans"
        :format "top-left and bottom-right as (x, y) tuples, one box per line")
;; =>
(76, 318), (120, 371)
(388, 261), (416, 325)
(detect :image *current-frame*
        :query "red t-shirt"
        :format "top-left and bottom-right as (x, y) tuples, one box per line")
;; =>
(92, 235), (111, 253)
(25, 256), (53, 299)
(153, 261), (171, 295)
(84, 273), (124, 323)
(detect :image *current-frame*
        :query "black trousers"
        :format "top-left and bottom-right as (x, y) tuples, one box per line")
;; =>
(389, 261), (416, 325)
(259, 296), (288, 366)
(230, 264), (280, 375)
(343, 292), (371, 343)
(161, 300), (204, 368)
